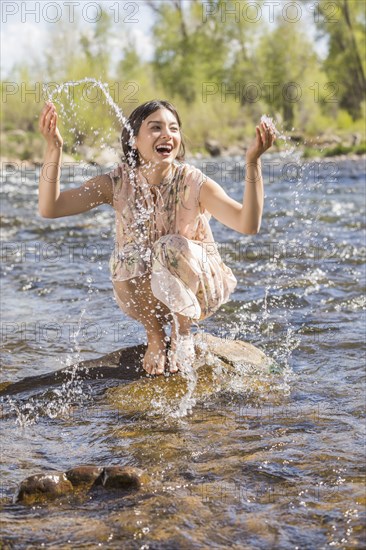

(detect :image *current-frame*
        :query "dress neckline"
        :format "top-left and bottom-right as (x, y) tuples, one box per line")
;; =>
(138, 163), (177, 187)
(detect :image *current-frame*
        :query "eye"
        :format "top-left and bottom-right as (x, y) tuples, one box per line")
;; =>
(151, 125), (161, 130)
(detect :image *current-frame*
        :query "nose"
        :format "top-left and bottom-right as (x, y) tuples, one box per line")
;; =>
(161, 126), (173, 139)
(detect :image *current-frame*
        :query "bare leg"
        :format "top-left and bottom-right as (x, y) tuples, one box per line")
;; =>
(113, 274), (170, 375)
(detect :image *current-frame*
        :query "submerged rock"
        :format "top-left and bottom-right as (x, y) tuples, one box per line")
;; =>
(15, 465), (147, 505)
(98, 466), (144, 490)
(65, 465), (103, 489)
(16, 473), (74, 504)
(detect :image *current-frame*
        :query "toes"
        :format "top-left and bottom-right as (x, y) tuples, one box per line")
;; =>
(155, 358), (165, 375)
(143, 360), (154, 375)
(167, 349), (178, 374)
(143, 353), (166, 376)
(169, 364), (179, 374)
(169, 357), (179, 373)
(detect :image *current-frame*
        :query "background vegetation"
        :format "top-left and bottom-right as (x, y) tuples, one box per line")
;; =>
(1, 0), (365, 160)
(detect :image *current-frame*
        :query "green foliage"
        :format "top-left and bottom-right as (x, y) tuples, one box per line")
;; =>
(322, 144), (354, 156)
(355, 143), (366, 155)
(1, 0), (365, 161)
(302, 142), (366, 158)
(336, 109), (355, 130)
(315, 0), (366, 120)
(257, 20), (321, 130)
(151, 1), (228, 104)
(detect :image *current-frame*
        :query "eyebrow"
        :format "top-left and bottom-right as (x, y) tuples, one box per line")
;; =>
(147, 120), (179, 126)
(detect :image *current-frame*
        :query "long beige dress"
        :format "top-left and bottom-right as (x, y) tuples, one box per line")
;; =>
(108, 161), (237, 321)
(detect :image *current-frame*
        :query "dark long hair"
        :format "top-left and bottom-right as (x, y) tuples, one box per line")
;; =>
(121, 100), (186, 167)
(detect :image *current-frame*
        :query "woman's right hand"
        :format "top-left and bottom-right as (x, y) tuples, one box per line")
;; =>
(39, 102), (63, 149)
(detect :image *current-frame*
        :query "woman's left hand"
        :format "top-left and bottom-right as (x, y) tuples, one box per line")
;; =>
(246, 120), (276, 162)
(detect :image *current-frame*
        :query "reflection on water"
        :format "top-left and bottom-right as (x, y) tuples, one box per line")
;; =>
(1, 158), (365, 548)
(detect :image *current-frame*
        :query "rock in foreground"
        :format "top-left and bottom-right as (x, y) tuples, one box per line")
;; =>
(16, 473), (74, 505)
(15, 465), (146, 505)
(65, 465), (103, 489)
(98, 466), (144, 490)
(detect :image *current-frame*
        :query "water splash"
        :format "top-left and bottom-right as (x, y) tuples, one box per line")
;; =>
(216, 115), (317, 385)
(3, 366), (92, 427)
(261, 114), (298, 158)
(169, 314), (197, 417)
(43, 77), (137, 167)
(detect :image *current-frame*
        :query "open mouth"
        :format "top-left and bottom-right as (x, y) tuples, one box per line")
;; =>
(155, 144), (173, 155)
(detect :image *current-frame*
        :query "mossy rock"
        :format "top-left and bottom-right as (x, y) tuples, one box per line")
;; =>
(65, 465), (103, 490)
(108, 334), (282, 416)
(15, 473), (74, 505)
(15, 465), (148, 505)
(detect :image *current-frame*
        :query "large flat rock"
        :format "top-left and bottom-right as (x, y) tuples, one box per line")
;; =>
(0, 334), (280, 400)
(107, 333), (282, 416)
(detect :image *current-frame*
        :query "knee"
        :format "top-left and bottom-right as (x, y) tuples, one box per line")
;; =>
(153, 234), (190, 257)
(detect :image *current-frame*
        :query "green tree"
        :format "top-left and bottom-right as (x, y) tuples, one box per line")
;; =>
(148, 0), (229, 103)
(315, 0), (366, 119)
(257, 19), (320, 130)
(79, 10), (112, 79)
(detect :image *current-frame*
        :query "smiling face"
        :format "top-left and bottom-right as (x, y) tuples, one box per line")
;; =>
(133, 108), (182, 167)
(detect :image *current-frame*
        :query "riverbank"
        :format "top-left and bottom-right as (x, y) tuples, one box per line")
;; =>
(1, 129), (365, 168)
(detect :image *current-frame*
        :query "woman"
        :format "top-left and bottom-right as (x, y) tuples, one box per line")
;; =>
(38, 99), (275, 375)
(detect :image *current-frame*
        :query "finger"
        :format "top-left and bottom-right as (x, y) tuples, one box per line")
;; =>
(42, 103), (54, 119)
(41, 102), (50, 113)
(255, 126), (263, 144)
(39, 103), (52, 128)
(261, 122), (271, 144)
(45, 109), (55, 129)
(259, 127), (267, 145)
(261, 121), (270, 133)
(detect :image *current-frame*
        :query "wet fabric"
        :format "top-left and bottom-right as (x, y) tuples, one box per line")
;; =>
(108, 162), (237, 320)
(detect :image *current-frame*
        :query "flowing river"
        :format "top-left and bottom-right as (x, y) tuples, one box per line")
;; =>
(1, 156), (365, 549)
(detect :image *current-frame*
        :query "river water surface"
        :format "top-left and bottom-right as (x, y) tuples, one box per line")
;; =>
(1, 156), (365, 549)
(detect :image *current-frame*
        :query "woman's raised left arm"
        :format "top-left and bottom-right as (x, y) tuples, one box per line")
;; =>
(200, 120), (275, 235)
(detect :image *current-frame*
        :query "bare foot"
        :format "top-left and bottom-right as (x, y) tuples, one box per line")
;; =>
(168, 320), (195, 374)
(143, 331), (167, 376)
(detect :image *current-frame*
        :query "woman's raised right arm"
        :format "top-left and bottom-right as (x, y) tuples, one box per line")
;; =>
(38, 102), (113, 218)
